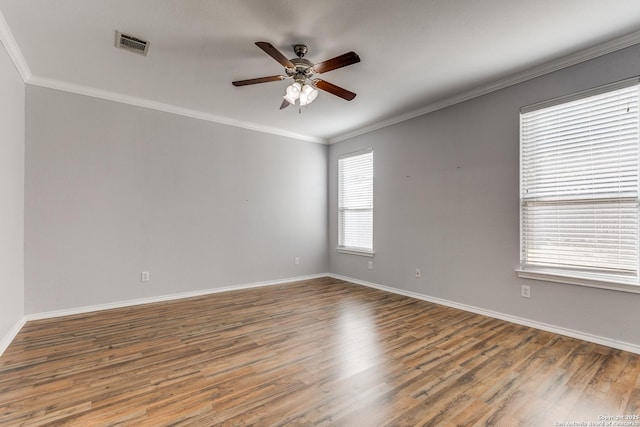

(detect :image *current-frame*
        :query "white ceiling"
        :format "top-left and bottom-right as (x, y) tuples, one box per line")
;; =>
(2, 0), (640, 143)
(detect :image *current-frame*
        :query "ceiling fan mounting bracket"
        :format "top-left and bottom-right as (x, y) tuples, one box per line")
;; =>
(293, 44), (308, 58)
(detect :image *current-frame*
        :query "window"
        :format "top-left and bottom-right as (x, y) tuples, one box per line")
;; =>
(338, 148), (374, 255)
(518, 78), (640, 290)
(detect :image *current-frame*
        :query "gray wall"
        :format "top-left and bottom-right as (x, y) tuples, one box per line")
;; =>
(25, 86), (328, 314)
(0, 42), (25, 339)
(329, 44), (640, 346)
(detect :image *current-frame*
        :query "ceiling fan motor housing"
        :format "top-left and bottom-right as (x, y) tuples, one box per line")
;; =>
(287, 57), (315, 82)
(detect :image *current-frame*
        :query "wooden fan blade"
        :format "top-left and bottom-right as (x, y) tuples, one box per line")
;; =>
(312, 51), (360, 74)
(314, 80), (357, 101)
(255, 42), (295, 69)
(232, 75), (285, 86)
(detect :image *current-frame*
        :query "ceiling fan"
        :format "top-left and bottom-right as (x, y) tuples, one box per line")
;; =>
(232, 42), (360, 110)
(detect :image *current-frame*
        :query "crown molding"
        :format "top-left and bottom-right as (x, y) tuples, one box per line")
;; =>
(0, 7), (324, 144)
(329, 29), (640, 144)
(0, 9), (31, 81)
(4, 1), (639, 146)
(27, 76), (326, 144)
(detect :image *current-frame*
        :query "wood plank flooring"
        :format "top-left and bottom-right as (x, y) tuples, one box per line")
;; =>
(1, 277), (639, 426)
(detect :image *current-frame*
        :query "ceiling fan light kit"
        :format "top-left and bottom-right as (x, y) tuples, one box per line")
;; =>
(232, 42), (360, 111)
(283, 82), (319, 109)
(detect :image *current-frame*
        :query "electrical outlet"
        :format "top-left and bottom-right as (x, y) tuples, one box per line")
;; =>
(141, 271), (150, 282)
(415, 269), (421, 278)
(521, 284), (530, 298)
(295, 257), (300, 265)
(368, 261), (373, 270)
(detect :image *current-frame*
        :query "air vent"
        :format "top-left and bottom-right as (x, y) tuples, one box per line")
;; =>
(115, 31), (149, 56)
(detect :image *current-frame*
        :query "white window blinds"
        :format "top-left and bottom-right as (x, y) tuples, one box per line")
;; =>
(520, 78), (640, 281)
(338, 149), (374, 253)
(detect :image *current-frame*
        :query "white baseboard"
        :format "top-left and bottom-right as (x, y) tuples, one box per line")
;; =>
(328, 274), (640, 355)
(8, 273), (638, 358)
(25, 273), (328, 322)
(0, 316), (27, 358)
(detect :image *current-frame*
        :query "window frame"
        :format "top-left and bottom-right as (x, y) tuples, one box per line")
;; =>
(337, 148), (374, 257)
(516, 77), (640, 293)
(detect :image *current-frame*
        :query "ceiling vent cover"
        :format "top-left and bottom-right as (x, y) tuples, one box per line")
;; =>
(115, 31), (149, 56)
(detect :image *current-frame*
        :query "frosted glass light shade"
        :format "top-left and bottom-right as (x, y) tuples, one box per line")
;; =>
(283, 82), (302, 104)
(299, 84), (319, 106)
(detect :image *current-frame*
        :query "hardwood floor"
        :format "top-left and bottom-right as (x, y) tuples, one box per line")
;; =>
(1, 277), (639, 426)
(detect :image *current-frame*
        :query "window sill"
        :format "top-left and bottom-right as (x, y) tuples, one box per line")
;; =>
(516, 268), (640, 294)
(337, 248), (375, 257)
